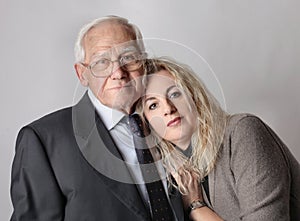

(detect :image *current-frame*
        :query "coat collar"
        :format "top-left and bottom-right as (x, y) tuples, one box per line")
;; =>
(72, 92), (151, 220)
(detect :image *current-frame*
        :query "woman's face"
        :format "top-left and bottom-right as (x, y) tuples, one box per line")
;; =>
(143, 70), (197, 150)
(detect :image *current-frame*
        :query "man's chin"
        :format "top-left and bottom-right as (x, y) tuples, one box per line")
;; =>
(102, 87), (141, 113)
(111, 97), (133, 113)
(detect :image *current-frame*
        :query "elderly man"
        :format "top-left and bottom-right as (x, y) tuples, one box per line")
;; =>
(10, 16), (186, 221)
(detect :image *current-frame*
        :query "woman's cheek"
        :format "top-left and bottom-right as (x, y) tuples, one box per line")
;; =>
(149, 116), (167, 138)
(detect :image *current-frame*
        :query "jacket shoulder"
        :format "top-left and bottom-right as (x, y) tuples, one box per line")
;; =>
(226, 113), (261, 129)
(24, 107), (73, 134)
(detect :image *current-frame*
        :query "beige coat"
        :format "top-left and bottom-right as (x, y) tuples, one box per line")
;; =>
(204, 114), (300, 221)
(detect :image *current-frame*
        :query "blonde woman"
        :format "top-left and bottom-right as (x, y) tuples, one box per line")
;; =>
(136, 58), (300, 221)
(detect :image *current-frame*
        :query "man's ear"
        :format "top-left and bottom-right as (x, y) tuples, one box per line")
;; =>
(75, 63), (89, 87)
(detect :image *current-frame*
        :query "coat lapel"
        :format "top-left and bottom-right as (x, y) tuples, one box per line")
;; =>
(72, 92), (150, 220)
(208, 167), (216, 208)
(169, 185), (187, 220)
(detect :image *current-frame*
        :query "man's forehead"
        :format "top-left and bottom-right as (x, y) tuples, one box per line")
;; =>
(99, 43), (138, 54)
(89, 44), (139, 61)
(84, 25), (138, 60)
(85, 22), (134, 43)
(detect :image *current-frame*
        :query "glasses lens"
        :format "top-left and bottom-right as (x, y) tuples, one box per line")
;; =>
(90, 53), (145, 77)
(91, 58), (111, 77)
(121, 53), (143, 71)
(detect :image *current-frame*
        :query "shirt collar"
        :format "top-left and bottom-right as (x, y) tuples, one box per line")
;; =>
(87, 88), (125, 130)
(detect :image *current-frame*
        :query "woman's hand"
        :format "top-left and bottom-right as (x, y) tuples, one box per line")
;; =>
(171, 169), (203, 209)
(171, 169), (224, 221)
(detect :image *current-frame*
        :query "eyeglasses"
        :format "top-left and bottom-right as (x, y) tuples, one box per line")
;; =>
(80, 52), (146, 78)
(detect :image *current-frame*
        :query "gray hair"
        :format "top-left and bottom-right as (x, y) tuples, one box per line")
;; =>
(74, 15), (145, 63)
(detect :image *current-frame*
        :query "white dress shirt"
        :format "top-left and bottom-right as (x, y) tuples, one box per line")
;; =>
(87, 89), (172, 210)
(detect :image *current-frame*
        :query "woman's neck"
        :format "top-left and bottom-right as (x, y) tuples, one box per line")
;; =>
(174, 143), (193, 158)
(173, 140), (190, 151)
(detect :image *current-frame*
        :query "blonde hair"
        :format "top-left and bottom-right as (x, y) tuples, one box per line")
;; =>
(136, 57), (228, 194)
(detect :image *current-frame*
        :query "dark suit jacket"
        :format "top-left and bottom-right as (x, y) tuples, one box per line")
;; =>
(10, 93), (186, 221)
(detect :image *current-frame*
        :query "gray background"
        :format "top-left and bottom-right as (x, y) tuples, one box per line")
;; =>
(1, 0), (299, 219)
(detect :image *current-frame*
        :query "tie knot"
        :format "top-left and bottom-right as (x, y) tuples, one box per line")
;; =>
(128, 114), (145, 137)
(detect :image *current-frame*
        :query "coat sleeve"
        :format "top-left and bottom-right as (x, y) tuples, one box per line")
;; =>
(10, 126), (65, 221)
(230, 115), (290, 221)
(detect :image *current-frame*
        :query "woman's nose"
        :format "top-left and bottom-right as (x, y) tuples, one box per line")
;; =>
(163, 99), (177, 115)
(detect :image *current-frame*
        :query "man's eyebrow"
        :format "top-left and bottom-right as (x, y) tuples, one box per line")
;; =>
(90, 46), (137, 61)
(119, 46), (137, 53)
(91, 51), (110, 60)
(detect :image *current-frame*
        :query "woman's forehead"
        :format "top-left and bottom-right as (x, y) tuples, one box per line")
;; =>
(145, 70), (176, 95)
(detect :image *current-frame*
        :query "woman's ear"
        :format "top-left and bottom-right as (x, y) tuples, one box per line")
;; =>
(74, 63), (89, 87)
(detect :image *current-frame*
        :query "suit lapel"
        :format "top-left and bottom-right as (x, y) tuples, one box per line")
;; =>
(72, 92), (150, 220)
(169, 185), (187, 220)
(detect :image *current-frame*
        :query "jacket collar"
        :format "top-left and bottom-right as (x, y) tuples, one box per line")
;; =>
(72, 92), (151, 220)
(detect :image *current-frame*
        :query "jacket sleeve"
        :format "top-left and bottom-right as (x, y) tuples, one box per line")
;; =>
(230, 115), (290, 221)
(10, 126), (65, 221)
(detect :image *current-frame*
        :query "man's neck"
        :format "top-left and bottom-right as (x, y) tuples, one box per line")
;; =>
(87, 89), (125, 130)
(117, 105), (135, 115)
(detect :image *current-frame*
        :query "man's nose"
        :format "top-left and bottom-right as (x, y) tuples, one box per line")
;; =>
(110, 60), (127, 80)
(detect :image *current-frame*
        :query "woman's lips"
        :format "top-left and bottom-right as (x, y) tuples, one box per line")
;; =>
(167, 117), (182, 127)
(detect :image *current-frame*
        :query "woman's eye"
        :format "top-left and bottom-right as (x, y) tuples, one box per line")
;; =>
(149, 103), (157, 110)
(169, 91), (181, 99)
(121, 54), (136, 64)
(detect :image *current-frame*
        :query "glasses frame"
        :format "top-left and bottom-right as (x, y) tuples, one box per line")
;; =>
(80, 52), (146, 78)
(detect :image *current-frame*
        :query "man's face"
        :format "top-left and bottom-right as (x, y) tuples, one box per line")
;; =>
(75, 21), (143, 114)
